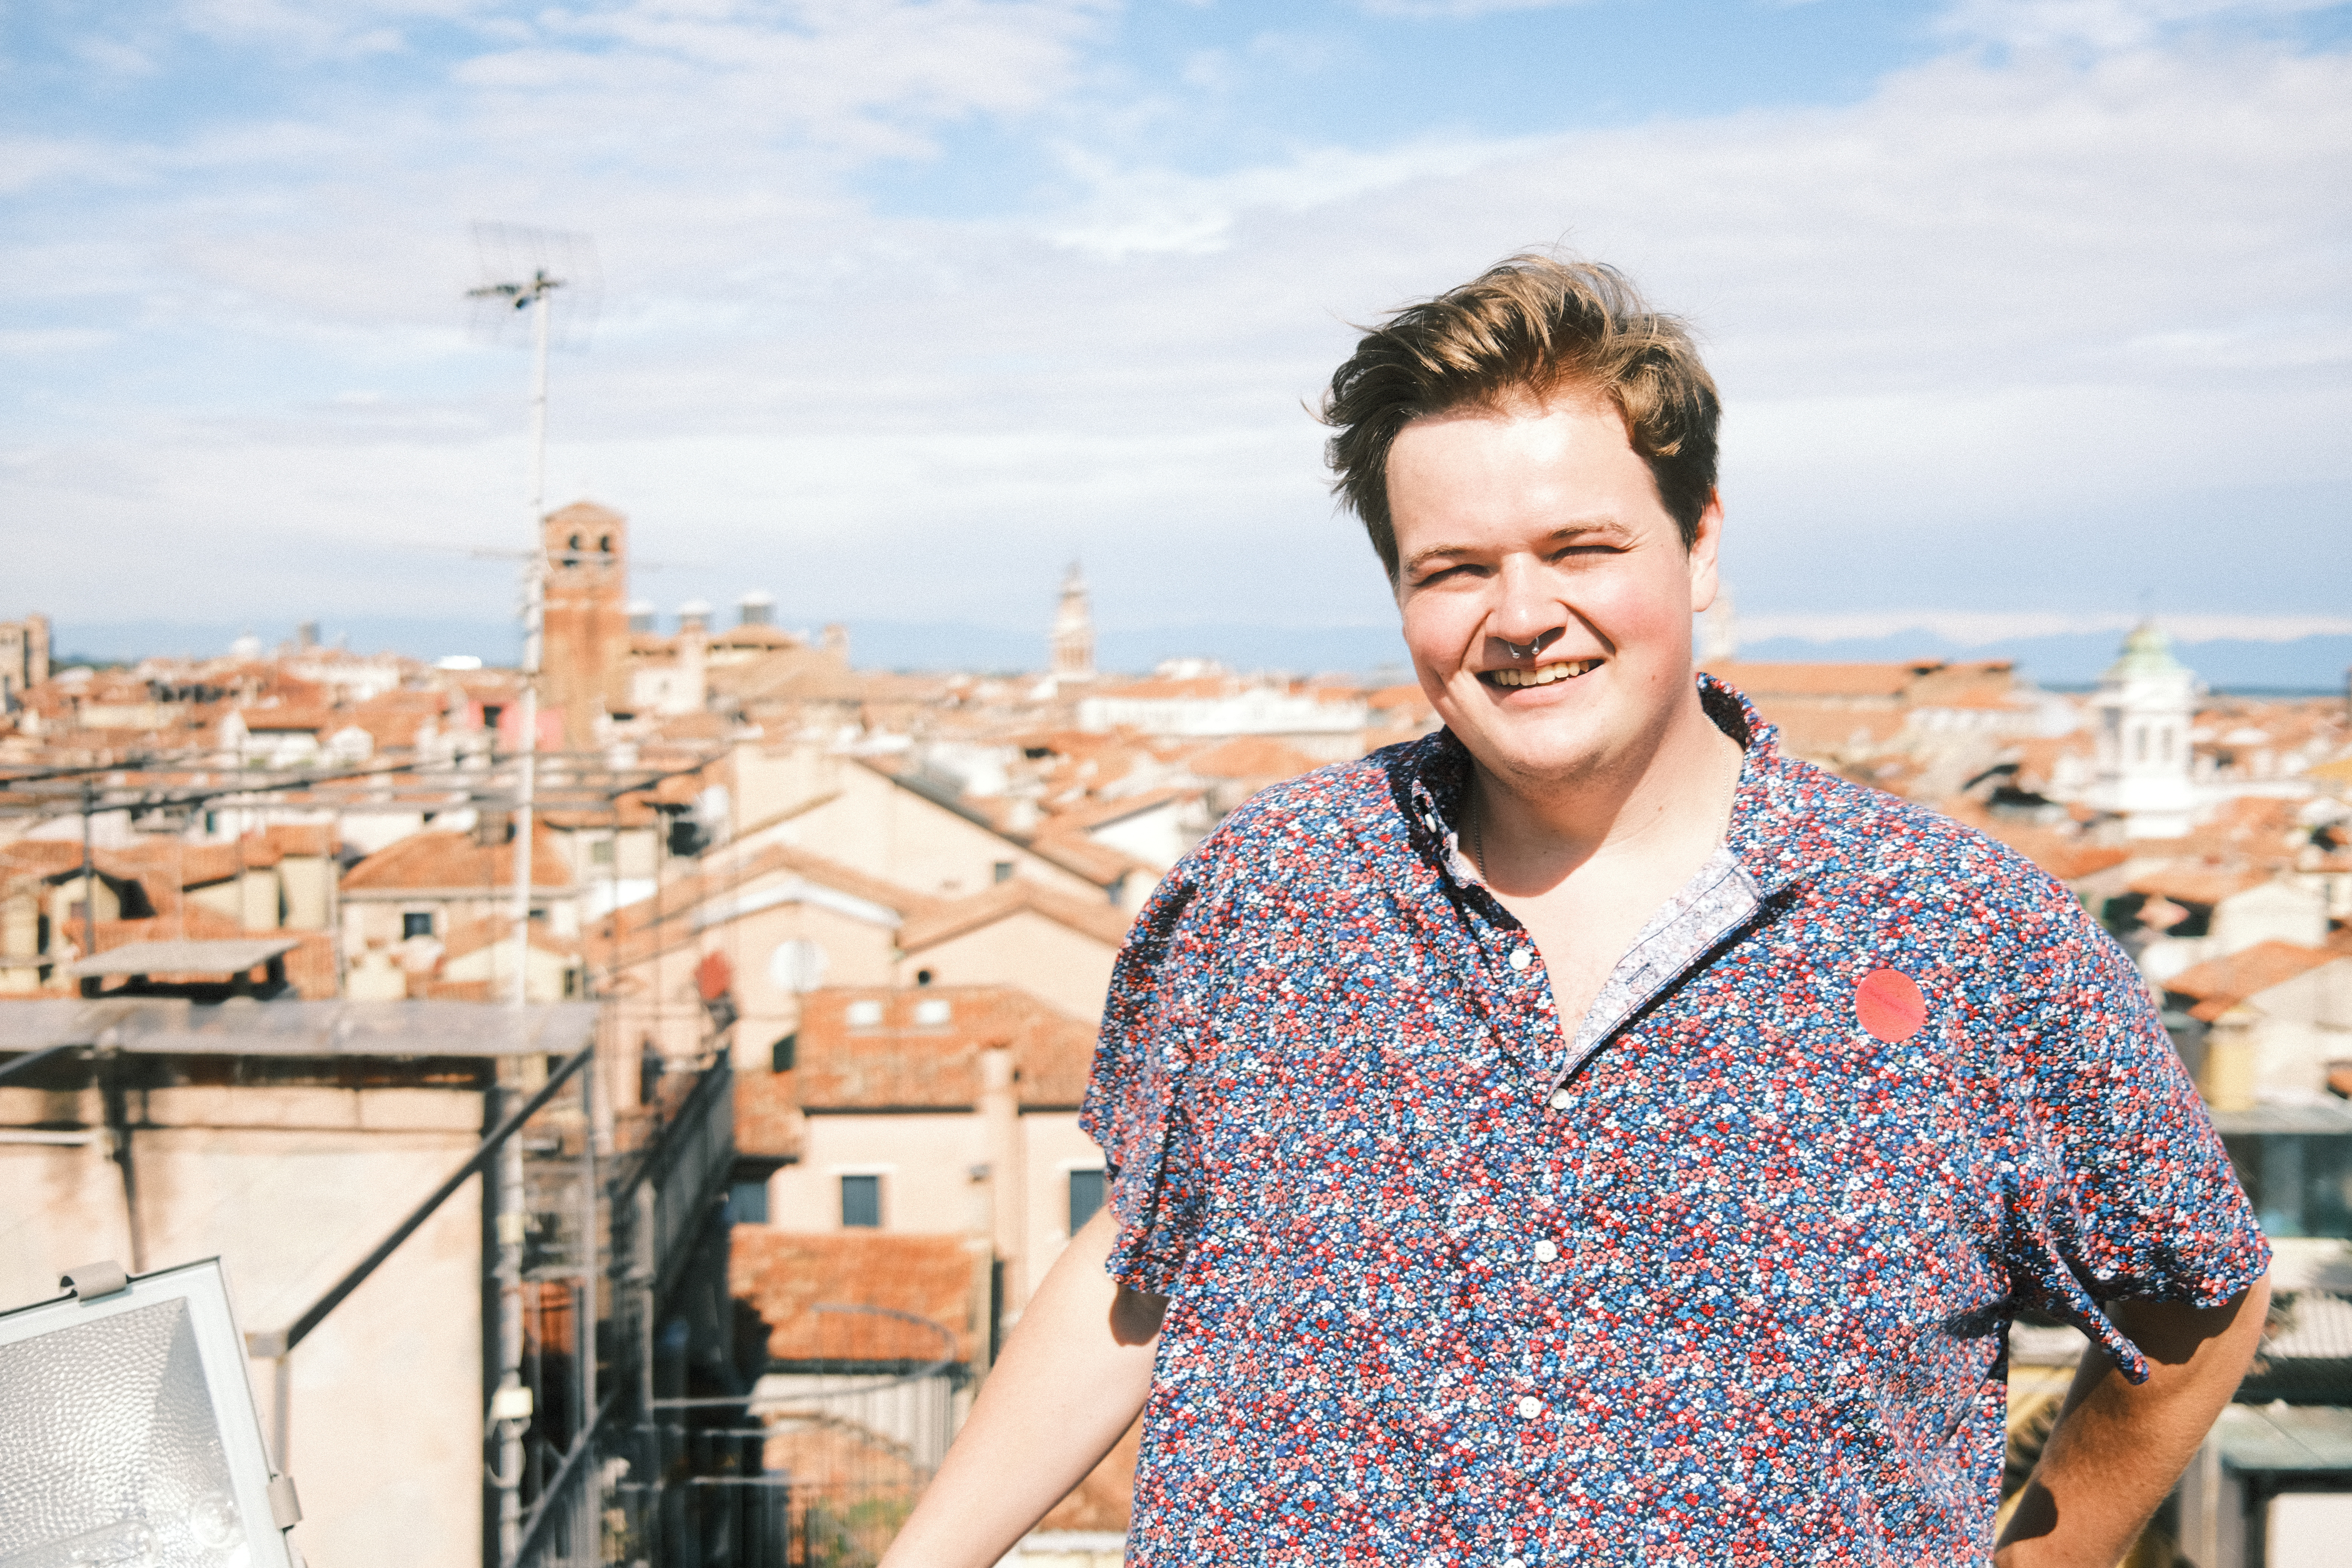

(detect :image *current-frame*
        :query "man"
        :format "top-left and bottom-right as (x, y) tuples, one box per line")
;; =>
(883, 256), (2269, 1566)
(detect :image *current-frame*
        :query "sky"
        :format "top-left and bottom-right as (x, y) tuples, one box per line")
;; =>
(4, 0), (2349, 682)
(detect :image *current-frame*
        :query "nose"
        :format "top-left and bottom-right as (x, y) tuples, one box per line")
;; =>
(1486, 558), (1566, 661)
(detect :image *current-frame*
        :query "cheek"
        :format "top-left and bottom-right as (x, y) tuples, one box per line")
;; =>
(1397, 595), (1479, 674)
(1576, 562), (1689, 655)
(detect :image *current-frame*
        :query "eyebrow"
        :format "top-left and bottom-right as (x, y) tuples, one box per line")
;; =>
(1400, 520), (1634, 576)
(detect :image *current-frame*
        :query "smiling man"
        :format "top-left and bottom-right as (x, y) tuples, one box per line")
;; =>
(881, 257), (2271, 1568)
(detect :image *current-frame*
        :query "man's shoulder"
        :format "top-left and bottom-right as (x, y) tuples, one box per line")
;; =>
(1749, 747), (2081, 918)
(1202, 738), (1424, 853)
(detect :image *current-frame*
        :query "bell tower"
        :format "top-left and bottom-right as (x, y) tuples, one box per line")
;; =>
(1050, 562), (1095, 683)
(539, 501), (629, 750)
(2089, 620), (2197, 839)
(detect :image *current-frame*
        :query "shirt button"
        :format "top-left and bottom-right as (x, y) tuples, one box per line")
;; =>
(1517, 1395), (1543, 1418)
(1547, 1089), (1570, 1110)
(1508, 948), (1532, 971)
(1533, 1240), (1559, 1263)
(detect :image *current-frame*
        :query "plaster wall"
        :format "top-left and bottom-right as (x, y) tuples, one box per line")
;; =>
(898, 913), (1118, 1021)
(0, 1083), (486, 1568)
(770, 1112), (988, 1237)
(783, 766), (1102, 905)
(1017, 1112), (1106, 1308)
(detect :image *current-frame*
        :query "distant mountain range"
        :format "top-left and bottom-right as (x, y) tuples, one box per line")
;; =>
(48, 616), (2352, 695)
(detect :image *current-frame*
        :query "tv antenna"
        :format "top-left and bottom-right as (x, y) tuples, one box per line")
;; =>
(465, 220), (596, 1568)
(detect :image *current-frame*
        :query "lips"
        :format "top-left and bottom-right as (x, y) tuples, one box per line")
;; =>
(1480, 658), (1603, 689)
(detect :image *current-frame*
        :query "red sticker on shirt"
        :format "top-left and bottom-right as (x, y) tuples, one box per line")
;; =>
(1856, 968), (1926, 1042)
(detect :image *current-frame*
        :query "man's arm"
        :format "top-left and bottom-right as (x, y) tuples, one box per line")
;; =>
(1994, 1276), (2271, 1567)
(878, 1206), (1165, 1568)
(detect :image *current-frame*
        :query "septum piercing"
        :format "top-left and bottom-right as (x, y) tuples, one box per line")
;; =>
(1499, 628), (1562, 662)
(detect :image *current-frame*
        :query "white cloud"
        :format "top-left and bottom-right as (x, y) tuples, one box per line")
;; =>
(1738, 611), (2352, 645)
(1937, 0), (2345, 52)
(2, 4), (2347, 641)
(1045, 132), (1560, 256)
(1355, 0), (1589, 18)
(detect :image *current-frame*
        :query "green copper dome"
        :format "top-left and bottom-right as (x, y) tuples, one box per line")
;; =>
(2105, 619), (2188, 680)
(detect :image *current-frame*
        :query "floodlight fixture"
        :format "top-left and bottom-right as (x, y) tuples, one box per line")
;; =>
(0, 1259), (303, 1568)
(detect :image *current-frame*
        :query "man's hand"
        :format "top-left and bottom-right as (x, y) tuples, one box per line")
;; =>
(1994, 1277), (2270, 1567)
(877, 1206), (1166, 1568)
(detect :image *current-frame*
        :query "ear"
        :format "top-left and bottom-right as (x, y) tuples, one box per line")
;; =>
(1686, 491), (1725, 613)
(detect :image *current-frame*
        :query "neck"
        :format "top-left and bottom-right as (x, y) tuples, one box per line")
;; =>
(1468, 685), (1741, 894)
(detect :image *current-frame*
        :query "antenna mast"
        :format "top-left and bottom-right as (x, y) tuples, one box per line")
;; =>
(465, 222), (594, 1568)
(466, 259), (564, 1014)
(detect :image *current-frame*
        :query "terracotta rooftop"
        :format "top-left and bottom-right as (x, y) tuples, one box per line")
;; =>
(1185, 735), (1321, 781)
(730, 1230), (981, 1364)
(1040, 787), (1196, 834)
(2128, 867), (2271, 907)
(1024, 829), (1148, 888)
(342, 822), (573, 893)
(895, 878), (1132, 957)
(2165, 940), (2345, 1021)
(1701, 661), (1937, 700)
(793, 985), (1099, 1110)
(436, 914), (582, 964)
(1967, 817), (2131, 884)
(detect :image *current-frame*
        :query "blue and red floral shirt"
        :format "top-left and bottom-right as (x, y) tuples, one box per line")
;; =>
(1080, 678), (2267, 1566)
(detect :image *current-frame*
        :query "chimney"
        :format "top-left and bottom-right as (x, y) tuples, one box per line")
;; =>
(822, 623), (850, 662)
(626, 599), (657, 635)
(979, 1046), (1026, 1315)
(678, 600), (711, 637)
(738, 591), (775, 628)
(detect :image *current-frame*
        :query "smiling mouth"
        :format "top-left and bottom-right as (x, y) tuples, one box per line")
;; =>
(1480, 658), (1603, 688)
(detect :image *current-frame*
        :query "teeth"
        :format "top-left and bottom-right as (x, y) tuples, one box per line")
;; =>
(1486, 659), (1601, 688)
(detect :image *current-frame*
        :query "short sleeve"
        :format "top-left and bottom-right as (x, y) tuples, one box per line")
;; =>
(1078, 866), (1223, 1294)
(2001, 899), (2271, 1381)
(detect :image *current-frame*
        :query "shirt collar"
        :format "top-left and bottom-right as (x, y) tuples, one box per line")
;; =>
(1387, 673), (1821, 902)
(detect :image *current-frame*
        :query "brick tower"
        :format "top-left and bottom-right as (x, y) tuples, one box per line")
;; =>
(539, 501), (629, 751)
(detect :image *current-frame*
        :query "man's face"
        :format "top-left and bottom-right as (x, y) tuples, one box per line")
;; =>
(1388, 394), (1723, 790)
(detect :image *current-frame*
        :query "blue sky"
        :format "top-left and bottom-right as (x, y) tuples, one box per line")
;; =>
(4, 0), (2349, 675)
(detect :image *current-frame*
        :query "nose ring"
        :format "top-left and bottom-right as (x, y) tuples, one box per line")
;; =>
(1500, 629), (1560, 661)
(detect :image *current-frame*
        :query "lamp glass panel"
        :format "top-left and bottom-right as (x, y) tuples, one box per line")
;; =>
(0, 1299), (246, 1568)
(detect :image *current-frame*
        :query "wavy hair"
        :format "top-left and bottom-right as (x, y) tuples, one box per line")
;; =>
(1320, 254), (1721, 581)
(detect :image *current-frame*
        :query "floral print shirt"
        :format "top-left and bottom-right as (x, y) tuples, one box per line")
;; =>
(1079, 678), (2267, 1567)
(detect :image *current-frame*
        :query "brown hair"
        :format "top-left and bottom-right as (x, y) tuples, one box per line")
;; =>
(1320, 254), (1720, 581)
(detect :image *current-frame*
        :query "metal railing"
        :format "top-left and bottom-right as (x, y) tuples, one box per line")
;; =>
(510, 1059), (738, 1568)
(241, 1043), (597, 1472)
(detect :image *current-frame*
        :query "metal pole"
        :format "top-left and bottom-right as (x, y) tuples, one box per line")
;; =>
(272, 1354), (291, 1476)
(579, 1055), (599, 1540)
(78, 784), (96, 982)
(498, 274), (555, 1568)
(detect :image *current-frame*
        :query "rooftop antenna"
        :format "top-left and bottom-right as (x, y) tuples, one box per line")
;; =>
(464, 220), (596, 1568)
(464, 222), (599, 1014)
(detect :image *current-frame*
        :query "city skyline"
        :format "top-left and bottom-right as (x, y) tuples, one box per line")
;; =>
(6, 0), (2349, 678)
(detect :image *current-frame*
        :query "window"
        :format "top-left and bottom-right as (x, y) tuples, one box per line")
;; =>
(1068, 1169), (1106, 1235)
(481, 704), (504, 733)
(771, 1033), (797, 1073)
(913, 998), (951, 1026)
(590, 839), (615, 866)
(729, 1179), (770, 1225)
(992, 861), (1015, 884)
(402, 911), (433, 940)
(914, 968), (934, 987)
(845, 1000), (884, 1027)
(841, 1174), (882, 1229)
